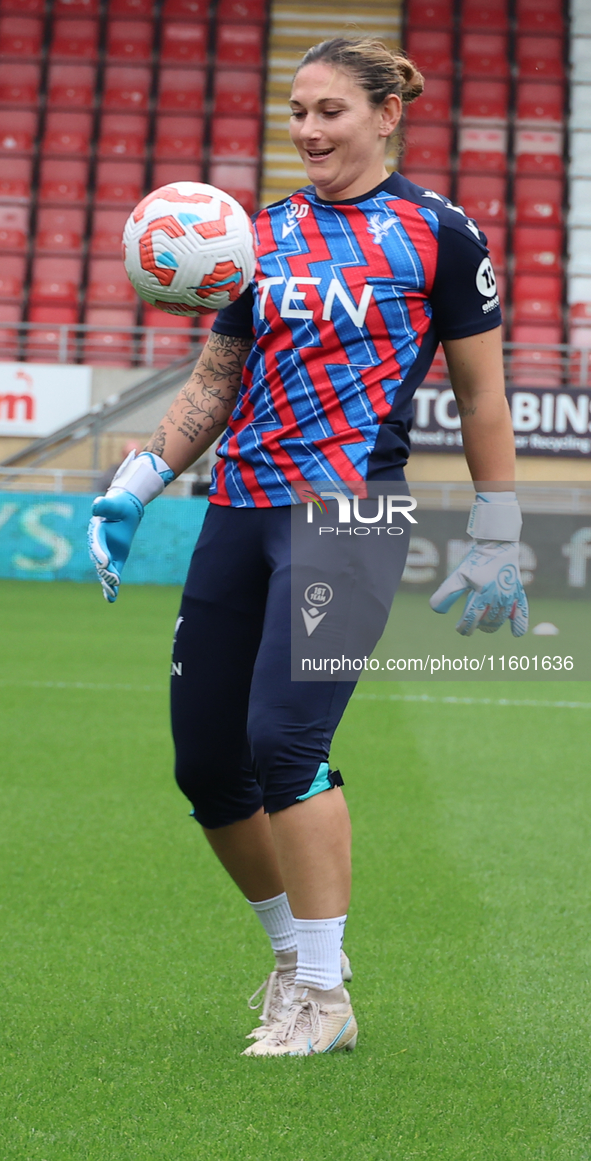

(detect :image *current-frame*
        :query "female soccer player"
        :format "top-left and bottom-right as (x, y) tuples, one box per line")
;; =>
(89, 38), (526, 1056)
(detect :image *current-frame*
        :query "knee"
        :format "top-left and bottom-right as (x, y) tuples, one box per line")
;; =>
(174, 752), (263, 829)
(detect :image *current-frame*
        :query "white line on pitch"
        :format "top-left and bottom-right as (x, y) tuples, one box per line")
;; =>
(0, 680), (166, 692)
(354, 693), (591, 710)
(1, 682), (590, 711)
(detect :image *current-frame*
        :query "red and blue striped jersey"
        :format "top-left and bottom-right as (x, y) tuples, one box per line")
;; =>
(210, 172), (502, 508)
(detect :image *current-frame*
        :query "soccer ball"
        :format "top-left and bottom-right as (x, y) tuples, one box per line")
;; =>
(122, 181), (256, 316)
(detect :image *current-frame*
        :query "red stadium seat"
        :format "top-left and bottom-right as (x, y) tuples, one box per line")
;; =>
(142, 308), (192, 366)
(97, 112), (148, 158)
(87, 257), (136, 305)
(161, 0), (208, 17)
(516, 81), (563, 125)
(103, 65), (150, 110)
(461, 79), (508, 122)
(29, 255), (82, 305)
(512, 274), (562, 324)
(0, 203), (27, 249)
(405, 30), (454, 76)
(108, 0), (153, 15)
(36, 206), (85, 252)
(42, 110), (93, 156)
(83, 306), (135, 365)
(151, 161), (203, 187)
(217, 0), (267, 20)
(0, 156), (32, 200)
(27, 305), (78, 362)
(406, 77), (452, 124)
(402, 169), (451, 198)
(0, 253), (25, 298)
(512, 323), (562, 344)
(462, 0), (508, 31)
(510, 322), (563, 386)
(153, 114), (204, 160)
(403, 124), (452, 171)
(406, 0), (453, 29)
(213, 69), (262, 117)
(47, 63), (96, 108)
(90, 207), (128, 255)
(516, 35), (565, 81)
(106, 20), (153, 62)
(514, 176), (562, 224)
(53, 0), (99, 13)
(481, 223), (506, 271)
(0, 14), (42, 56)
(94, 159), (143, 204)
(461, 33), (509, 77)
(157, 67), (205, 113)
(513, 225), (562, 274)
(516, 0), (563, 35)
(0, 108), (36, 154)
(209, 162), (258, 215)
(50, 18), (99, 59)
(0, 301), (21, 358)
(0, 61), (40, 106)
(38, 157), (88, 204)
(569, 302), (591, 326)
(515, 128), (563, 174)
(215, 23), (264, 68)
(211, 116), (260, 160)
(160, 20), (207, 63)
(458, 126), (507, 173)
(456, 174), (507, 222)
(0, 0), (44, 13)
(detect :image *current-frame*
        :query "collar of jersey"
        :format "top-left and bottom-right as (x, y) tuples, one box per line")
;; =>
(303, 173), (398, 207)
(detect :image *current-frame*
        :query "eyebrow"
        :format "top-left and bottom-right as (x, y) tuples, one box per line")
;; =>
(289, 97), (348, 108)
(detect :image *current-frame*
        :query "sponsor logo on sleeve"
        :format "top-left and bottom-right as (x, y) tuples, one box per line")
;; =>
(476, 256), (499, 312)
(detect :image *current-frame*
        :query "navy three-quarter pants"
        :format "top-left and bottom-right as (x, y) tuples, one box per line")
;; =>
(170, 500), (405, 827)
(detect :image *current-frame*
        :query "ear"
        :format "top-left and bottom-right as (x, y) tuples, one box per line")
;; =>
(378, 93), (402, 138)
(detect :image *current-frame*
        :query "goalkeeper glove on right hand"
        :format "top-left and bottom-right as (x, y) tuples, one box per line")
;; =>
(87, 450), (175, 602)
(429, 492), (529, 637)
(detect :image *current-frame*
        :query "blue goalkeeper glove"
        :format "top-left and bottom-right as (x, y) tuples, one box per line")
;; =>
(88, 450), (175, 602)
(429, 492), (529, 637)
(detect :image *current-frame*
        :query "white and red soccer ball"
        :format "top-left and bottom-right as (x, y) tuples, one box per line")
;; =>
(122, 182), (256, 315)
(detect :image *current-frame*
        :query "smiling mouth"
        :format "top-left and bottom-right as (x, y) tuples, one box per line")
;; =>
(305, 147), (334, 159)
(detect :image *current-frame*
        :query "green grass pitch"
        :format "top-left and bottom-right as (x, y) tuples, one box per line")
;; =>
(1, 578), (591, 1160)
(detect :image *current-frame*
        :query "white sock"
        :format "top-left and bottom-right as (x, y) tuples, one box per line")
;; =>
(294, 915), (347, 991)
(247, 892), (297, 958)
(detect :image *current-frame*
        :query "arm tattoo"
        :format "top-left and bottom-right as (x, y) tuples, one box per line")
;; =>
(458, 404), (477, 418)
(174, 332), (253, 445)
(144, 424), (166, 456)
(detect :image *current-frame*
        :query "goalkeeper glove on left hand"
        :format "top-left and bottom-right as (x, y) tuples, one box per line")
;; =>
(88, 450), (175, 602)
(429, 491), (529, 637)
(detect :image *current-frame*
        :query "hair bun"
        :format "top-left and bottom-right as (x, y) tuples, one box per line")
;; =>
(394, 54), (425, 105)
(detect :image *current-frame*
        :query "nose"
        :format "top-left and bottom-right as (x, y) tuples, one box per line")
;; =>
(297, 113), (323, 140)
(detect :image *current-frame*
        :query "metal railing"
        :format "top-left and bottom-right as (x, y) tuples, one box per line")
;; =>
(3, 472), (590, 513)
(427, 342), (591, 389)
(0, 322), (590, 385)
(0, 320), (211, 368)
(0, 465), (204, 494)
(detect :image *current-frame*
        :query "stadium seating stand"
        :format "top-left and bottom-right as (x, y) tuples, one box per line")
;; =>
(0, 60), (40, 105)
(0, 202), (27, 250)
(0, 0), (268, 364)
(36, 207), (85, 253)
(157, 66), (205, 112)
(83, 307), (136, 365)
(103, 65), (151, 111)
(27, 305), (78, 362)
